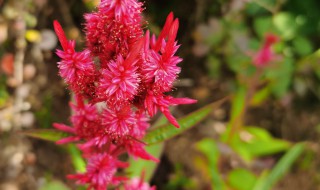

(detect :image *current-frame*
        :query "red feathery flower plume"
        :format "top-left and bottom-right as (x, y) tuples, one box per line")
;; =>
(53, 0), (196, 189)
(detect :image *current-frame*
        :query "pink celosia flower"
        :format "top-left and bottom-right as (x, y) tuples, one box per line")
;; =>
(53, 98), (102, 144)
(144, 91), (197, 128)
(96, 39), (143, 105)
(131, 110), (149, 138)
(68, 153), (128, 190)
(54, 21), (96, 97)
(253, 34), (279, 67)
(53, 0), (197, 189)
(125, 142), (158, 162)
(102, 105), (136, 138)
(85, 0), (143, 64)
(141, 17), (181, 93)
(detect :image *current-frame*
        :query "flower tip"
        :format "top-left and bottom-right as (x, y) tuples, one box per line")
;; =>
(53, 20), (69, 51)
(168, 19), (179, 42)
(189, 99), (198, 104)
(265, 33), (279, 45)
(168, 12), (174, 20)
(152, 157), (160, 163)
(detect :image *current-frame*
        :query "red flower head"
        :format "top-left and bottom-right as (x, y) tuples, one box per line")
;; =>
(68, 153), (128, 190)
(85, 0), (143, 65)
(253, 33), (279, 67)
(54, 21), (96, 98)
(96, 39), (143, 105)
(102, 105), (136, 139)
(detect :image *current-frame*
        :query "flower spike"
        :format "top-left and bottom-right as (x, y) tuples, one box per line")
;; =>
(53, 1), (196, 189)
(53, 20), (69, 51)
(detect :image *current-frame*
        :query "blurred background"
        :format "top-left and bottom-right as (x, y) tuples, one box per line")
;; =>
(1, 0), (320, 189)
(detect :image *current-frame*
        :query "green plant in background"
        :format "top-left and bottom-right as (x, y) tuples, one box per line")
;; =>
(196, 139), (304, 190)
(35, 95), (54, 129)
(198, 0), (320, 99)
(195, 50), (307, 188)
(191, 0), (320, 189)
(0, 76), (9, 107)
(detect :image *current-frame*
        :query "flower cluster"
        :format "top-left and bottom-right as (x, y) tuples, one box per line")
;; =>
(53, 0), (196, 189)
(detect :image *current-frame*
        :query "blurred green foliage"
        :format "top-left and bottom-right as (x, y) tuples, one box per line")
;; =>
(191, 0), (320, 189)
(194, 0), (320, 100)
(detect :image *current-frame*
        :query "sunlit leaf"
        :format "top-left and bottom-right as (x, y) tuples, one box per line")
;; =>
(68, 144), (86, 173)
(273, 12), (297, 40)
(230, 127), (291, 161)
(39, 180), (70, 190)
(228, 169), (257, 190)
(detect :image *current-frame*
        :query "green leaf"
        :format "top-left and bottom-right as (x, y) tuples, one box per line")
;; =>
(252, 171), (269, 190)
(230, 85), (246, 120)
(20, 129), (68, 142)
(143, 98), (228, 144)
(126, 143), (164, 181)
(253, 16), (274, 38)
(245, 2), (269, 16)
(273, 12), (297, 40)
(126, 115), (166, 181)
(230, 127), (291, 161)
(221, 86), (246, 142)
(228, 169), (257, 190)
(39, 180), (70, 190)
(253, 143), (305, 190)
(207, 55), (221, 78)
(0, 85), (9, 107)
(251, 87), (270, 106)
(292, 36), (313, 56)
(226, 54), (252, 74)
(196, 139), (226, 190)
(245, 127), (290, 157)
(266, 58), (294, 98)
(67, 144), (86, 173)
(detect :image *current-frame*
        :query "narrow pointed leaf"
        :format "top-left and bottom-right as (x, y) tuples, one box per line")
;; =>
(20, 129), (69, 142)
(196, 139), (226, 190)
(68, 144), (86, 173)
(253, 143), (305, 190)
(126, 115), (167, 181)
(144, 97), (228, 145)
(39, 180), (70, 190)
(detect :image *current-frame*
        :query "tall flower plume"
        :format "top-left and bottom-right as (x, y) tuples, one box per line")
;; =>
(53, 0), (196, 189)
